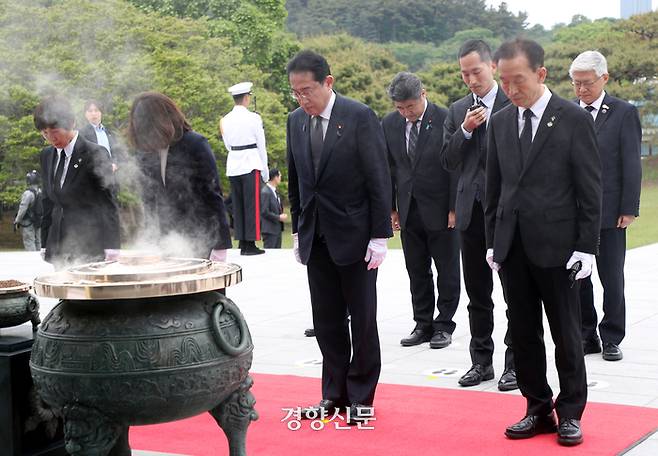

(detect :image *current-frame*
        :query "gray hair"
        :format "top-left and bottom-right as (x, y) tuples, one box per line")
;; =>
(569, 50), (608, 78)
(387, 72), (423, 102)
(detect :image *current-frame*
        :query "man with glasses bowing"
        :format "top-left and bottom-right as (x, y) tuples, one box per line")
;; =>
(570, 51), (642, 362)
(286, 50), (392, 424)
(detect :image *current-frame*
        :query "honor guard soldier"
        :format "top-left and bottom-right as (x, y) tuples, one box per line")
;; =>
(220, 81), (269, 255)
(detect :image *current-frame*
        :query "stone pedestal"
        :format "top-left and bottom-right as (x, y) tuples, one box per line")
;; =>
(0, 325), (66, 456)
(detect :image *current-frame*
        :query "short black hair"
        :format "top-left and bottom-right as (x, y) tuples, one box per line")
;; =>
(84, 99), (103, 112)
(232, 93), (249, 104)
(387, 72), (423, 102)
(286, 50), (331, 83)
(494, 38), (545, 71)
(33, 95), (76, 131)
(458, 39), (492, 62)
(269, 168), (280, 180)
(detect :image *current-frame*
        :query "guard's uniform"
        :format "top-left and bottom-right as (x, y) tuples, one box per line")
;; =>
(221, 82), (269, 244)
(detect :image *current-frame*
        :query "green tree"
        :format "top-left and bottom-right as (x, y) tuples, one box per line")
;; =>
(0, 0), (290, 206)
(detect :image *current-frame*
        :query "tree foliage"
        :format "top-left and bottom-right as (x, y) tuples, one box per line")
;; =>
(0, 0), (289, 205)
(286, 0), (526, 44)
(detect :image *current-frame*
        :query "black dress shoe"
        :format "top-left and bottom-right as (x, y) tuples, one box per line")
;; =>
(583, 336), (602, 355)
(497, 368), (518, 391)
(301, 399), (344, 420)
(458, 364), (494, 387)
(505, 414), (557, 439)
(304, 328), (316, 337)
(602, 342), (623, 361)
(557, 418), (583, 446)
(400, 329), (432, 346)
(429, 330), (452, 349)
(240, 245), (265, 256)
(346, 403), (374, 425)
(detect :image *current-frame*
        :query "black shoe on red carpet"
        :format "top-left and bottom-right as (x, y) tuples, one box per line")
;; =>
(497, 368), (518, 391)
(557, 418), (583, 446)
(505, 413), (557, 439)
(300, 399), (345, 420)
(347, 403), (375, 425)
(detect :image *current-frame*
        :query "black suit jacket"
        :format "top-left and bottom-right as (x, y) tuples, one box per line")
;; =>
(485, 92), (602, 268)
(287, 93), (393, 265)
(581, 94), (642, 229)
(260, 185), (284, 234)
(441, 89), (510, 230)
(382, 101), (456, 231)
(138, 130), (232, 257)
(40, 135), (120, 263)
(79, 123), (124, 164)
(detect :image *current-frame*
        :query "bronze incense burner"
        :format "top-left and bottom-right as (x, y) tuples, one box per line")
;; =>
(30, 253), (257, 456)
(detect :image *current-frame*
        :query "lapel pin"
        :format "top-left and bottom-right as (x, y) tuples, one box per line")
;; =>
(73, 163), (79, 168)
(601, 104), (609, 113)
(426, 119), (432, 130)
(337, 123), (343, 137)
(547, 115), (556, 127)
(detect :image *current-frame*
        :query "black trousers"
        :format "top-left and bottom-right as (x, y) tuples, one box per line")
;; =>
(459, 200), (513, 369)
(229, 170), (260, 241)
(499, 230), (587, 420)
(580, 227), (627, 345)
(400, 199), (460, 334)
(262, 232), (282, 249)
(307, 238), (381, 406)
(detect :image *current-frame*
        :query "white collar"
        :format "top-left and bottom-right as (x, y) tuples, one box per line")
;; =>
(579, 90), (606, 111)
(266, 183), (277, 192)
(57, 131), (79, 157)
(473, 82), (498, 108)
(317, 91), (336, 121)
(520, 86), (552, 121)
(406, 98), (428, 124)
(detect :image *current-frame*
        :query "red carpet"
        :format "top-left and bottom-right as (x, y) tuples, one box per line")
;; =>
(130, 373), (658, 455)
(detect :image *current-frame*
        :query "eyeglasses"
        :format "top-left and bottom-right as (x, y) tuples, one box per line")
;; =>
(571, 75), (603, 89)
(289, 82), (322, 101)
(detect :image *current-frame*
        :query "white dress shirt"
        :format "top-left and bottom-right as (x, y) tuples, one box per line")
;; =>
(462, 82), (499, 139)
(54, 132), (79, 188)
(222, 105), (269, 181)
(405, 98), (428, 149)
(517, 86), (552, 141)
(314, 91), (337, 140)
(579, 90), (606, 121)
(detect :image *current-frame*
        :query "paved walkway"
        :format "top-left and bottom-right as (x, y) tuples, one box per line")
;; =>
(2, 243), (657, 455)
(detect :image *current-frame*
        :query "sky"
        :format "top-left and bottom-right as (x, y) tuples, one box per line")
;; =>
(486, 0), (657, 28)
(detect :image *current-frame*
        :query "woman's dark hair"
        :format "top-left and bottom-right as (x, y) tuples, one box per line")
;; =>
(127, 92), (191, 151)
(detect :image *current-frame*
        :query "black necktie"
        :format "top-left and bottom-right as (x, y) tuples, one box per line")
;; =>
(408, 120), (419, 163)
(54, 149), (66, 189)
(584, 105), (595, 113)
(519, 109), (534, 164)
(477, 97), (487, 109)
(310, 115), (323, 175)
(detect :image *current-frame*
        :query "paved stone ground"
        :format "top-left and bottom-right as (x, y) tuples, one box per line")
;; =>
(2, 243), (657, 455)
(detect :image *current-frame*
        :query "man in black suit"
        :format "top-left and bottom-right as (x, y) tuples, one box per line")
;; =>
(286, 50), (392, 423)
(79, 99), (123, 171)
(569, 51), (642, 362)
(260, 168), (287, 248)
(382, 72), (460, 350)
(35, 95), (120, 269)
(441, 39), (516, 391)
(485, 39), (601, 446)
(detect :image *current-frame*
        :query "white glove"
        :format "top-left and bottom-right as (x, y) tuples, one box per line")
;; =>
(364, 238), (387, 270)
(104, 249), (120, 262)
(292, 232), (302, 264)
(40, 248), (46, 261)
(210, 249), (228, 262)
(486, 248), (500, 272)
(566, 251), (594, 280)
